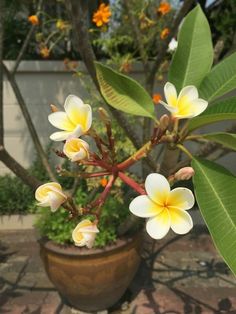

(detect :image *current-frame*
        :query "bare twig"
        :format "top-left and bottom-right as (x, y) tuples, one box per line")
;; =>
(124, 0), (149, 73)
(3, 63), (56, 181)
(12, 0), (44, 75)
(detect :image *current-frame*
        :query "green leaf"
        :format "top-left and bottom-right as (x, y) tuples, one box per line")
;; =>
(192, 158), (236, 275)
(202, 132), (236, 151)
(168, 5), (213, 92)
(95, 62), (156, 119)
(187, 97), (236, 132)
(199, 52), (236, 101)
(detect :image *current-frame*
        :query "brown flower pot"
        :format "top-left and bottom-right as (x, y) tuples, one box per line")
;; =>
(39, 231), (142, 312)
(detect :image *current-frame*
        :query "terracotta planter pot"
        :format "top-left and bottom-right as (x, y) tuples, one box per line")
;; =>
(39, 231), (142, 312)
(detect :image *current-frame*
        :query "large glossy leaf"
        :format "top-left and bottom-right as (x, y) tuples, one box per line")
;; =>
(202, 133), (236, 151)
(199, 52), (236, 101)
(168, 5), (213, 93)
(95, 62), (156, 119)
(187, 97), (236, 132)
(192, 158), (236, 275)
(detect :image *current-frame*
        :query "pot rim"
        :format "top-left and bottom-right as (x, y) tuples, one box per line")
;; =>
(39, 229), (142, 258)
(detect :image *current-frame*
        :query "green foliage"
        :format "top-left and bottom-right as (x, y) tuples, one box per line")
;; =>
(187, 97), (236, 132)
(0, 175), (35, 214)
(202, 133), (236, 152)
(168, 5), (213, 92)
(35, 187), (130, 247)
(199, 52), (236, 102)
(192, 158), (236, 276)
(95, 62), (156, 119)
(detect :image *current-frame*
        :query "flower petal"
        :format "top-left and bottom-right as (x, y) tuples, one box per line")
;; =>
(187, 98), (208, 118)
(178, 85), (198, 102)
(48, 191), (65, 212)
(159, 100), (178, 113)
(169, 208), (193, 234)
(164, 82), (177, 107)
(129, 195), (163, 218)
(50, 131), (72, 141)
(146, 209), (171, 239)
(67, 125), (83, 139)
(145, 173), (170, 205)
(48, 112), (75, 131)
(168, 187), (195, 210)
(64, 95), (92, 132)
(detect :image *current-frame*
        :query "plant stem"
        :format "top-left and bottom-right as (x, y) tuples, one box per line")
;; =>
(118, 172), (146, 195)
(177, 144), (193, 159)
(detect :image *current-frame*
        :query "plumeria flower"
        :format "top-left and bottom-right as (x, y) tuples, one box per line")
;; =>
(63, 138), (89, 162)
(35, 182), (67, 212)
(160, 82), (208, 119)
(48, 95), (92, 141)
(72, 220), (99, 248)
(129, 173), (194, 239)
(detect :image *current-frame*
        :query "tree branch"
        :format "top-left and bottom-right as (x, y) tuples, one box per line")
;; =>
(12, 0), (44, 75)
(0, 146), (41, 189)
(3, 63), (56, 181)
(66, 0), (157, 172)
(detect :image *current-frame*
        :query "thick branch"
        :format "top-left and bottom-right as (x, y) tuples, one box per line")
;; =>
(66, 0), (157, 172)
(0, 0), (4, 146)
(3, 63), (56, 181)
(0, 146), (41, 189)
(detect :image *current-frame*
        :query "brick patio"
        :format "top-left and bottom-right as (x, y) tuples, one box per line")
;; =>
(0, 227), (236, 314)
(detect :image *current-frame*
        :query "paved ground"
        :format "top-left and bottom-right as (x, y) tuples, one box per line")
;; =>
(0, 227), (236, 314)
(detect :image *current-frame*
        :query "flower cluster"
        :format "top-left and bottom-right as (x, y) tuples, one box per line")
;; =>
(92, 3), (111, 27)
(35, 81), (208, 248)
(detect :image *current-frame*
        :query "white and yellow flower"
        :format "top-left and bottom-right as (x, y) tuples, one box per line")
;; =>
(63, 138), (89, 162)
(48, 95), (92, 141)
(129, 173), (194, 239)
(160, 82), (208, 119)
(72, 219), (99, 248)
(35, 182), (67, 212)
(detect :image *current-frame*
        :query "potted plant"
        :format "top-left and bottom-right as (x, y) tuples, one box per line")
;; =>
(31, 3), (236, 311)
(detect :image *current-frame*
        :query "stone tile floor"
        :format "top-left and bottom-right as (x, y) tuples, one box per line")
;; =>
(0, 227), (236, 314)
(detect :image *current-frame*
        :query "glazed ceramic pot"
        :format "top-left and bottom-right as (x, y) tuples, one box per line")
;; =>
(39, 231), (142, 312)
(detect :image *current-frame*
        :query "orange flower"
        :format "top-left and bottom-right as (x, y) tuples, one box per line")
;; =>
(40, 47), (50, 58)
(152, 93), (162, 105)
(100, 178), (108, 187)
(157, 2), (171, 16)
(28, 15), (39, 25)
(92, 3), (111, 27)
(160, 28), (170, 40)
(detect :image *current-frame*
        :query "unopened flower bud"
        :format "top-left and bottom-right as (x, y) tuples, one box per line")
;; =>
(174, 167), (195, 181)
(50, 104), (59, 113)
(98, 107), (111, 124)
(160, 114), (170, 130)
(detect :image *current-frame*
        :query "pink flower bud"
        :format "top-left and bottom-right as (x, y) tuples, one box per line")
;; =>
(174, 167), (195, 181)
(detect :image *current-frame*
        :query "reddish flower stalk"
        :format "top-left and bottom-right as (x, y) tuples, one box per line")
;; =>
(118, 172), (146, 195)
